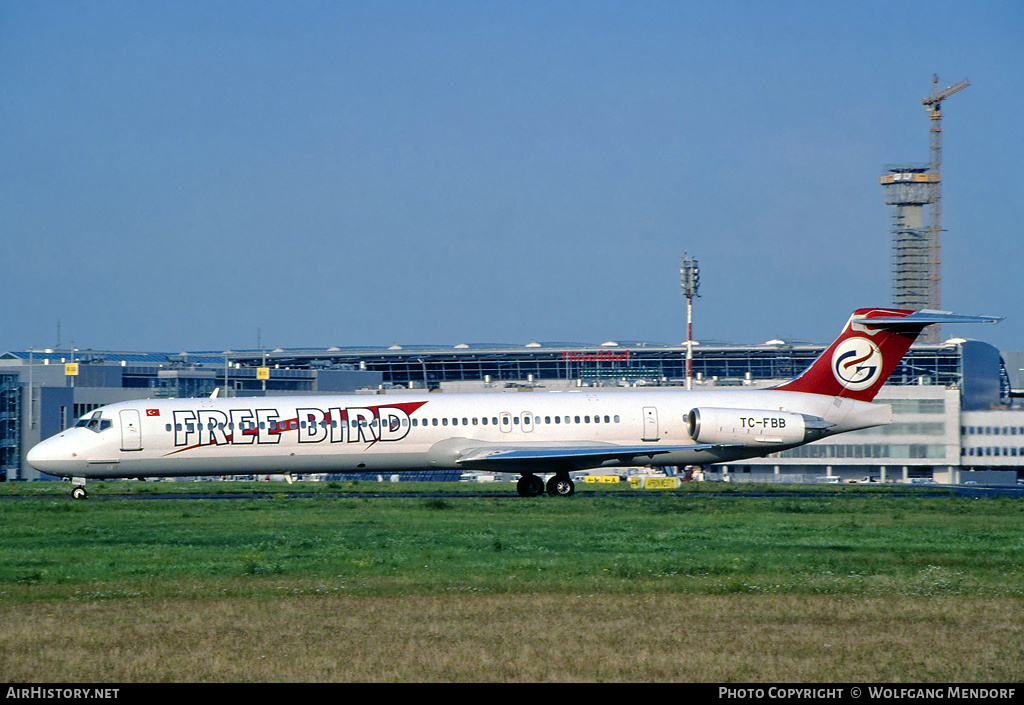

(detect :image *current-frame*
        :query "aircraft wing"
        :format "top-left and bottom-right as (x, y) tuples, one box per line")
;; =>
(452, 442), (732, 471)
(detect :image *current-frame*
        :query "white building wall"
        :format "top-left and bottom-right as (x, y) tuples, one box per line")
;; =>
(961, 409), (1024, 468)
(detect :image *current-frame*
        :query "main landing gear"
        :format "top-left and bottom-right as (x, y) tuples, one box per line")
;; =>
(517, 473), (575, 498)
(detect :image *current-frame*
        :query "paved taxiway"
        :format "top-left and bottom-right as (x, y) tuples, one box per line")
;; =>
(2, 487), (1022, 501)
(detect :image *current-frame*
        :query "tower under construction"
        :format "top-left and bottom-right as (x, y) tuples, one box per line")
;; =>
(881, 165), (937, 311)
(880, 75), (968, 343)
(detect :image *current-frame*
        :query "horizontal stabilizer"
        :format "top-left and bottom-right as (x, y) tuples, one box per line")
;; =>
(854, 310), (1003, 329)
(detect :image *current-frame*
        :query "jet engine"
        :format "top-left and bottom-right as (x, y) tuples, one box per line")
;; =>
(685, 407), (823, 445)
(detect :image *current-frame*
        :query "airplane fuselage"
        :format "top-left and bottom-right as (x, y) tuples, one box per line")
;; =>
(31, 308), (997, 498)
(27, 387), (889, 480)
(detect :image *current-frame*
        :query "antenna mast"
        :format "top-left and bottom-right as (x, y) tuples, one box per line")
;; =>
(680, 254), (700, 390)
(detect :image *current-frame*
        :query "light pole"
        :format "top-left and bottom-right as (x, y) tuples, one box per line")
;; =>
(680, 255), (700, 390)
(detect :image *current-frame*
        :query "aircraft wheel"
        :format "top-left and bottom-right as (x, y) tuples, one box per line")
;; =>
(517, 474), (544, 497)
(71, 486), (88, 501)
(546, 475), (575, 497)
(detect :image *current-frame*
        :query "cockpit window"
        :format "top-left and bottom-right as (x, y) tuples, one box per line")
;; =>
(75, 411), (112, 433)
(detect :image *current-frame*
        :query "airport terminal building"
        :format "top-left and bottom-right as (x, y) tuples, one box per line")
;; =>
(2, 338), (1022, 484)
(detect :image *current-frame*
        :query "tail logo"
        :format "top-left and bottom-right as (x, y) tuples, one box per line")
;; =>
(831, 337), (883, 391)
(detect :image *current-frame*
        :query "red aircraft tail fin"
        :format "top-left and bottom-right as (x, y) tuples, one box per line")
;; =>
(774, 308), (1000, 402)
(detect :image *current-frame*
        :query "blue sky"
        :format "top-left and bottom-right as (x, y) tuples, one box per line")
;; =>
(2, 1), (1021, 354)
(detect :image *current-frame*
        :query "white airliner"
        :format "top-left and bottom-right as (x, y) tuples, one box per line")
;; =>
(27, 308), (999, 499)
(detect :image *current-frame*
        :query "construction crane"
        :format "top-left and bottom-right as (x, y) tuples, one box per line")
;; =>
(920, 74), (969, 342)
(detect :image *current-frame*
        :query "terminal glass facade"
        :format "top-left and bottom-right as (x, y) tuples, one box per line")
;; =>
(0, 374), (20, 481)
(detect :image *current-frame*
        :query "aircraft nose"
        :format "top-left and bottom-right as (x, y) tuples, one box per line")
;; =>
(27, 435), (77, 476)
(26, 437), (56, 470)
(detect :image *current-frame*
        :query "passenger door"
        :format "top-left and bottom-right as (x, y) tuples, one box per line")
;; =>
(120, 409), (143, 451)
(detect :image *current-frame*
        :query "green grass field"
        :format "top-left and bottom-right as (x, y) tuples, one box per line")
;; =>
(1, 482), (1021, 682)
